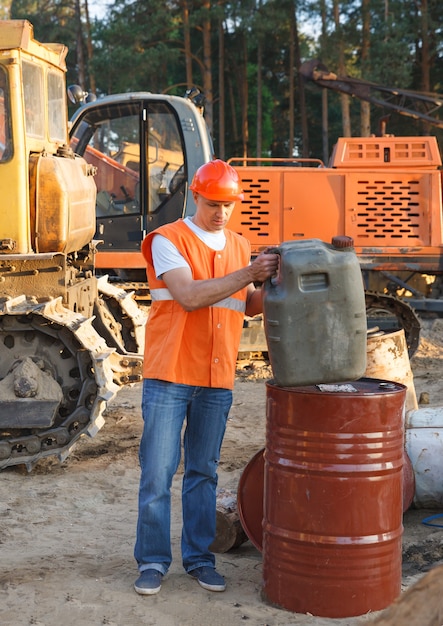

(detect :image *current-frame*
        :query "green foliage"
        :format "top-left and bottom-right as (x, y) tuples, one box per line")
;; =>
(246, 63), (274, 157)
(10, 0), (79, 85)
(90, 0), (183, 94)
(8, 0), (443, 158)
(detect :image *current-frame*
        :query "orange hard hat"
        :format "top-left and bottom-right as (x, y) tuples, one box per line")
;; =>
(189, 159), (244, 202)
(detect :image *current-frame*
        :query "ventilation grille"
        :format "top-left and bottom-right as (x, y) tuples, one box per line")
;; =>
(233, 176), (274, 240)
(349, 176), (426, 243)
(347, 141), (429, 162)
(230, 169), (433, 250)
(332, 137), (441, 168)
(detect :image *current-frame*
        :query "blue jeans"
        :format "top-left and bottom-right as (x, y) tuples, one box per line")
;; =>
(134, 379), (233, 575)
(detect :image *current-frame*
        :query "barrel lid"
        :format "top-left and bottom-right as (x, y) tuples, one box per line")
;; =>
(237, 448), (264, 552)
(267, 377), (407, 396)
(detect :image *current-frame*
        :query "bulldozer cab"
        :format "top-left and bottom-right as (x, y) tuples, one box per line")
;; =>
(0, 20), (95, 258)
(69, 93), (213, 274)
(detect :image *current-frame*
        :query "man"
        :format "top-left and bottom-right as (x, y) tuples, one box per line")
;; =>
(134, 159), (279, 595)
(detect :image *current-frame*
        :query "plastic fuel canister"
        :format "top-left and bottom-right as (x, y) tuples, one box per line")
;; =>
(263, 237), (367, 387)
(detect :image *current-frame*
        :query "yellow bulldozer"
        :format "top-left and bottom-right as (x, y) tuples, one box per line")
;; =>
(0, 20), (145, 470)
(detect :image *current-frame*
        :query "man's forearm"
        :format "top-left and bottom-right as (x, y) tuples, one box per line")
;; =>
(167, 266), (255, 312)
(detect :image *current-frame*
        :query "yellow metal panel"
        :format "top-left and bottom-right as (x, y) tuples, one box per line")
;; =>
(0, 21), (67, 71)
(0, 159), (30, 253)
(0, 54), (31, 253)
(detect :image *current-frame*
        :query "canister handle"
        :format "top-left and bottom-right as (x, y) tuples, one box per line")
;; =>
(264, 247), (281, 288)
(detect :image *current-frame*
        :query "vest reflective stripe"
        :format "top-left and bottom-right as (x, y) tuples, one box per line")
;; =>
(151, 288), (246, 313)
(150, 288), (173, 301)
(212, 297), (246, 313)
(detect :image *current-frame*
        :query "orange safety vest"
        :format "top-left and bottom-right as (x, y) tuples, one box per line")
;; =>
(142, 219), (251, 389)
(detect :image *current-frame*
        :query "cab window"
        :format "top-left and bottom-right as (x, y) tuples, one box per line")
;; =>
(22, 61), (45, 139)
(48, 70), (67, 143)
(0, 67), (12, 162)
(146, 104), (186, 214)
(70, 100), (186, 218)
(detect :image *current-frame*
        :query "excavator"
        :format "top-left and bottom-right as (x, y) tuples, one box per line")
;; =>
(0, 20), (145, 470)
(227, 61), (443, 356)
(299, 59), (443, 131)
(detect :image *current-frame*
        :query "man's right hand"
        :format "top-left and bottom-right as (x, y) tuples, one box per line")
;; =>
(249, 249), (279, 283)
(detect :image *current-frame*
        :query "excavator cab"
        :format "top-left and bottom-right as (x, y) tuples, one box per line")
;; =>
(69, 93), (213, 283)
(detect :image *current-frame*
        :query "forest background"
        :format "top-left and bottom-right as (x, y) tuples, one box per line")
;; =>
(1, 0), (443, 164)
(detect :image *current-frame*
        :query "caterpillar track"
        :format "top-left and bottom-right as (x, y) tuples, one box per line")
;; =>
(94, 275), (147, 355)
(0, 296), (143, 471)
(365, 291), (421, 358)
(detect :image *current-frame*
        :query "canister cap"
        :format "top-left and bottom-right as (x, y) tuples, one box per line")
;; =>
(332, 235), (354, 249)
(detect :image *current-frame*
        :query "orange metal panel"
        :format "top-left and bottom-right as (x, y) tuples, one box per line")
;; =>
(230, 167), (346, 253)
(231, 158), (443, 261)
(282, 169), (344, 242)
(331, 136), (442, 169)
(95, 250), (145, 269)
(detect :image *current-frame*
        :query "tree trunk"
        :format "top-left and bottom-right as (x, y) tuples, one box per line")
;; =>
(420, 0), (430, 92)
(228, 77), (239, 150)
(419, 0), (432, 134)
(210, 488), (248, 553)
(320, 0), (329, 161)
(218, 16), (225, 159)
(83, 0), (96, 95)
(182, 0), (193, 88)
(360, 0), (371, 136)
(201, 0), (213, 132)
(288, 2), (295, 157)
(333, 0), (351, 136)
(241, 32), (249, 158)
(256, 33), (262, 158)
(322, 88), (329, 161)
(75, 0), (86, 90)
(293, 7), (308, 157)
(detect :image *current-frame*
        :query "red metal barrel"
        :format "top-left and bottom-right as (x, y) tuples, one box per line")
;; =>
(263, 378), (406, 618)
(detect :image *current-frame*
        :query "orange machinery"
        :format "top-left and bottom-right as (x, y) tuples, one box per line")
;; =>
(229, 135), (443, 307)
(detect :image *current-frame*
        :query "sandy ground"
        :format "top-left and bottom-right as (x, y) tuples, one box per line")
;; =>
(2, 320), (443, 626)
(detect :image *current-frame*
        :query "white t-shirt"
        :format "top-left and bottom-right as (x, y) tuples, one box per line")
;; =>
(151, 216), (226, 278)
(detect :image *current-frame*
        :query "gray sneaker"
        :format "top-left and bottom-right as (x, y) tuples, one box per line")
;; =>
(188, 566), (226, 592)
(134, 569), (163, 595)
